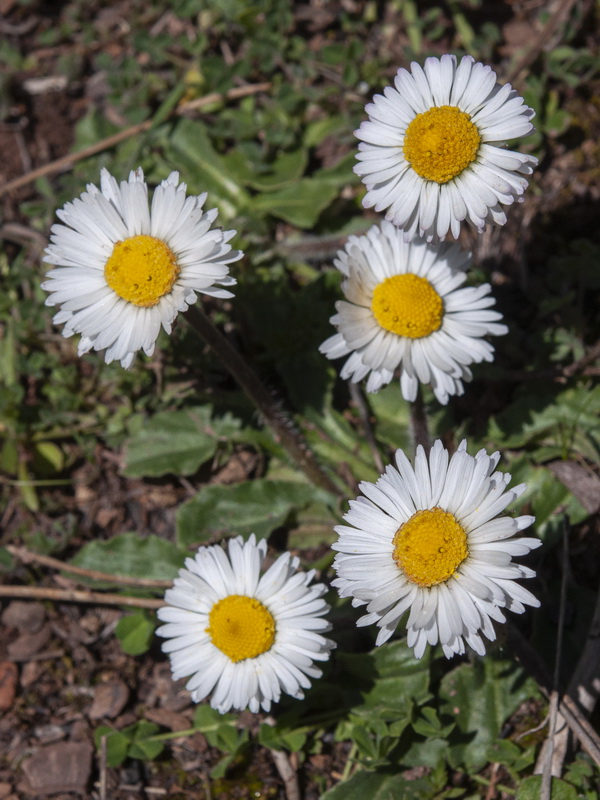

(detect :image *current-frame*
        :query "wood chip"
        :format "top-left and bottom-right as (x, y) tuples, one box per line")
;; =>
(88, 680), (130, 720)
(7, 624), (51, 660)
(0, 663), (18, 711)
(1, 601), (45, 633)
(19, 741), (93, 796)
(548, 460), (600, 514)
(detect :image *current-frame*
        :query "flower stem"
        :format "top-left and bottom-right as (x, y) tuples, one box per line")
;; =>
(409, 385), (430, 454)
(184, 306), (342, 497)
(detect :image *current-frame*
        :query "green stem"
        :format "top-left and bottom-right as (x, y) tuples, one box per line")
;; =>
(409, 384), (430, 454)
(184, 306), (342, 498)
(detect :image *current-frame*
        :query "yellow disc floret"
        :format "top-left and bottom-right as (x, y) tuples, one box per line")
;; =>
(403, 105), (481, 184)
(371, 273), (443, 338)
(393, 507), (469, 587)
(104, 235), (179, 307)
(207, 594), (276, 663)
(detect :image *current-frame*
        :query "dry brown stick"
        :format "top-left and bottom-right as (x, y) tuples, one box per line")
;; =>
(7, 544), (172, 589)
(269, 749), (301, 800)
(504, 0), (581, 86)
(509, 625), (600, 769)
(348, 382), (384, 474)
(539, 517), (569, 789)
(0, 82), (272, 197)
(0, 585), (164, 610)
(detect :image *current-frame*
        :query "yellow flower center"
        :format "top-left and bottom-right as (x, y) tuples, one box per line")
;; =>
(392, 507), (469, 588)
(403, 105), (481, 184)
(206, 595), (276, 663)
(104, 235), (179, 307)
(371, 273), (443, 338)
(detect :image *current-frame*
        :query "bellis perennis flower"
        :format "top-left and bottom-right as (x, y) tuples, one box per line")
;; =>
(43, 168), (241, 368)
(319, 221), (507, 404)
(332, 440), (541, 659)
(355, 54), (538, 241)
(157, 535), (334, 714)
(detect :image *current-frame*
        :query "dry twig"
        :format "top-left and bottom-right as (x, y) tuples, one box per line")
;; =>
(7, 544), (172, 589)
(504, 0), (582, 86)
(0, 585), (164, 610)
(0, 82), (272, 197)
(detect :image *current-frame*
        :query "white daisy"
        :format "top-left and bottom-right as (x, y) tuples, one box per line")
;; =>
(333, 440), (541, 659)
(319, 221), (507, 404)
(355, 54), (538, 241)
(42, 167), (242, 368)
(156, 534), (334, 714)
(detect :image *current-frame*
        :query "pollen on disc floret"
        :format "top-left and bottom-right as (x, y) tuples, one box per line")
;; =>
(156, 534), (335, 714)
(354, 54), (538, 241)
(42, 167), (242, 369)
(332, 439), (542, 659)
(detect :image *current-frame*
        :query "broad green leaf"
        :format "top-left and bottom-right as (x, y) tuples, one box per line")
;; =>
(32, 440), (64, 475)
(368, 382), (412, 453)
(177, 479), (321, 546)
(258, 724), (307, 753)
(0, 547), (14, 570)
(115, 610), (156, 656)
(70, 533), (184, 585)
(508, 458), (588, 541)
(303, 115), (348, 147)
(94, 726), (129, 768)
(253, 178), (340, 227)
(127, 721), (164, 761)
(517, 776), (578, 800)
(440, 656), (539, 771)
(123, 406), (240, 478)
(166, 118), (249, 217)
(339, 640), (431, 719)
(321, 769), (436, 800)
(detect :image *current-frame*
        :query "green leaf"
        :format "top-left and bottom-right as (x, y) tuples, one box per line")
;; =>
(128, 721), (164, 761)
(115, 610), (156, 656)
(440, 656), (539, 771)
(253, 177), (340, 227)
(321, 769), (436, 800)
(176, 479), (321, 546)
(303, 115), (348, 147)
(0, 547), (15, 571)
(166, 118), (250, 217)
(94, 726), (130, 768)
(32, 441), (64, 476)
(258, 723), (307, 753)
(339, 640), (432, 720)
(517, 776), (578, 800)
(123, 406), (239, 478)
(70, 533), (184, 585)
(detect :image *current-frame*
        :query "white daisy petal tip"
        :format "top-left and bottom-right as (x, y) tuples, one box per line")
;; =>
(42, 167), (242, 369)
(332, 440), (540, 660)
(320, 221), (506, 404)
(354, 54), (538, 241)
(156, 535), (334, 714)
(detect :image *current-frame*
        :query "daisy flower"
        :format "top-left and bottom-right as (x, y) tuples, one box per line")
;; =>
(332, 440), (541, 659)
(42, 168), (242, 368)
(156, 534), (334, 714)
(319, 221), (507, 404)
(355, 54), (538, 241)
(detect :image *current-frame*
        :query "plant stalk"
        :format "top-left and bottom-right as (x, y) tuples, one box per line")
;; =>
(184, 306), (342, 497)
(409, 384), (431, 454)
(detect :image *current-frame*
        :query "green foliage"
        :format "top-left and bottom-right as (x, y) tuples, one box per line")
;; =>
(115, 610), (156, 656)
(193, 705), (250, 778)
(176, 479), (327, 545)
(123, 405), (242, 478)
(69, 533), (184, 585)
(5, 0), (600, 795)
(440, 656), (540, 772)
(94, 721), (164, 767)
